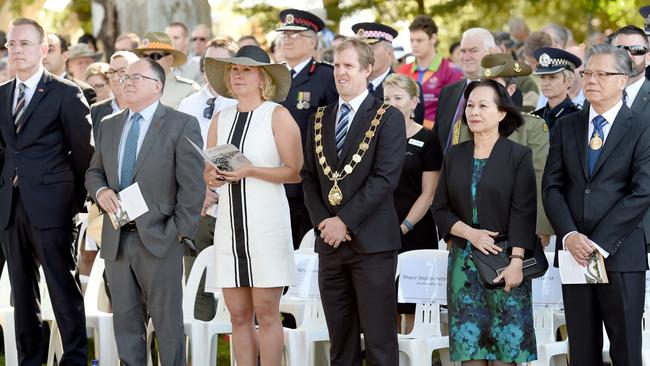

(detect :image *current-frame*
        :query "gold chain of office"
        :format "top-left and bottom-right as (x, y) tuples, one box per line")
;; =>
(313, 104), (389, 206)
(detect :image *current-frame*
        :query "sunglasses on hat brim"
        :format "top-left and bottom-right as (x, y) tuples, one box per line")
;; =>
(616, 45), (649, 56)
(145, 52), (171, 61)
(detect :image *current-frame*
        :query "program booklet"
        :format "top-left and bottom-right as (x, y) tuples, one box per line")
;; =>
(186, 137), (252, 172)
(558, 250), (609, 284)
(107, 182), (149, 230)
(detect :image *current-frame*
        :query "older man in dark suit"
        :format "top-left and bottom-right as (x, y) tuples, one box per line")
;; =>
(86, 58), (204, 365)
(543, 44), (650, 365)
(0, 18), (93, 365)
(302, 37), (405, 365)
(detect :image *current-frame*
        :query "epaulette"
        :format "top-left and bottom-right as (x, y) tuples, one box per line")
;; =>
(314, 60), (333, 70)
(523, 112), (544, 121)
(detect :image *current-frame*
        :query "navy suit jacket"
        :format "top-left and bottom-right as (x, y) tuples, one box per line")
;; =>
(0, 71), (93, 229)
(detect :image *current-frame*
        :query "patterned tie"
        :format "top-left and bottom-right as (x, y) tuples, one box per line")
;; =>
(446, 93), (466, 151)
(13, 83), (27, 133)
(623, 89), (629, 107)
(120, 113), (142, 190)
(335, 103), (351, 157)
(588, 115), (607, 176)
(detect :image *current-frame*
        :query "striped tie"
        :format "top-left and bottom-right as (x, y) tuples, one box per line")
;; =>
(13, 83), (26, 133)
(335, 103), (351, 157)
(120, 113), (142, 190)
(588, 115), (607, 176)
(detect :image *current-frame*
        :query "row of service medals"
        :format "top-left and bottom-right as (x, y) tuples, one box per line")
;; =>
(296, 92), (311, 110)
(312, 104), (389, 206)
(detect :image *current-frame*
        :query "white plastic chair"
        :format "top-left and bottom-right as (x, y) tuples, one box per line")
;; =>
(0, 265), (18, 366)
(282, 252), (330, 366)
(298, 229), (315, 251)
(396, 249), (452, 366)
(528, 252), (568, 366)
(183, 245), (232, 366)
(83, 253), (119, 366)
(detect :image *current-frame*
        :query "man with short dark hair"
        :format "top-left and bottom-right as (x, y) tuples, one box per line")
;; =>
(166, 22), (202, 84)
(543, 44), (650, 365)
(302, 37), (405, 365)
(43, 33), (97, 105)
(86, 58), (204, 365)
(190, 24), (212, 57)
(1, 17), (93, 365)
(398, 15), (463, 127)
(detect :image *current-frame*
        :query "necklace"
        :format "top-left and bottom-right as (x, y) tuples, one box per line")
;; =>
(313, 104), (389, 206)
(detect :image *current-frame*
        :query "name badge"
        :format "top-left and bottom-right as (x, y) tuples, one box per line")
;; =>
(408, 138), (424, 147)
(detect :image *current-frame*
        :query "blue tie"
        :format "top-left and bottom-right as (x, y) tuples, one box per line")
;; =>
(588, 115), (607, 176)
(335, 103), (351, 157)
(120, 112), (142, 190)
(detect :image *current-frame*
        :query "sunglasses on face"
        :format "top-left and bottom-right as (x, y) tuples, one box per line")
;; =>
(144, 52), (170, 61)
(191, 37), (207, 42)
(616, 45), (649, 56)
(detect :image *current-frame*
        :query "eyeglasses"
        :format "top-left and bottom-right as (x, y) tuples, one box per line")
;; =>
(105, 68), (127, 79)
(279, 32), (310, 41)
(579, 70), (626, 80)
(144, 52), (170, 61)
(616, 45), (649, 56)
(191, 37), (207, 42)
(120, 73), (160, 83)
(5, 40), (40, 49)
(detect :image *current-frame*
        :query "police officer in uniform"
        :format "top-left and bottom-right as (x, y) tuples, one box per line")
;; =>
(276, 9), (338, 248)
(351, 22), (425, 125)
(456, 53), (553, 245)
(532, 47), (582, 131)
(134, 32), (200, 108)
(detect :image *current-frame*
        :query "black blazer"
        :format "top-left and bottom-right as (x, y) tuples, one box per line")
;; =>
(434, 79), (466, 151)
(0, 71), (93, 229)
(90, 97), (117, 142)
(542, 106), (650, 271)
(301, 94), (406, 254)
(628, 80), (650, 245)
(433, 137), (537, 251)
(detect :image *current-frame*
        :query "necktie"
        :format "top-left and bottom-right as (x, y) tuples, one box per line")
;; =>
(368, 82), (375, 93)
(335, 103), (351, 157)
(13, 83), (26, 133)
(203, 97), (216, 119)
(446, 93), (466, 151)
(623, 89), (629, 107)
(588, 115), (607, 176)
(120, 113), (142, 190)
(290, 69), (296, 78)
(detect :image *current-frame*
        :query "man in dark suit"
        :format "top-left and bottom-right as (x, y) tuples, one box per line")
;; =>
(276, 9), (339, 248)
(301, 37), (406, 365)
(42, 32), (97, 105)
(0, 18), (93, 365)
(543, 44), (650, 365)
(610, 25), (650, 253)
(352, 22), (425, 125)
(89, 50), (139, 142)
(86, 58), (204, 365)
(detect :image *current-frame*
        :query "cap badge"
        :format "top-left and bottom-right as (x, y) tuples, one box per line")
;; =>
(285, 14), (295, 24)
(514, 62), (522, 73)
(539, 53), (551, 67)
(356, 28), (365, 37)
(484, 68), (491, 77)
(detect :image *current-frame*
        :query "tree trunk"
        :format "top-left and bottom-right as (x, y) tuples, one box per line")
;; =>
(95, 0), (211, 57)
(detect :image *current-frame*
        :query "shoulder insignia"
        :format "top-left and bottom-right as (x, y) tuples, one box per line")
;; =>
(542, 123), (549, 133)
(318, 60), (334, 68)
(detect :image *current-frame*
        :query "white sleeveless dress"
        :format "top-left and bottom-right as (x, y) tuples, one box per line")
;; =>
(213, 101), (295, 288)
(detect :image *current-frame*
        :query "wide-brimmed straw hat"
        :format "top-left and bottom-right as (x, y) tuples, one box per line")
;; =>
(134, 32), (187, 67)
(205, 45), (290, 103)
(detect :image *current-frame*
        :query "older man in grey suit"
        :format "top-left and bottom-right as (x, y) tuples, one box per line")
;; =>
(85, 58), (204, 365)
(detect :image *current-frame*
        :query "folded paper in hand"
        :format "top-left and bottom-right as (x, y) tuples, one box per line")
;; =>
(558, 250), (609, 284)
(108, 182), (149, 230)
(186, 137), (251, 171)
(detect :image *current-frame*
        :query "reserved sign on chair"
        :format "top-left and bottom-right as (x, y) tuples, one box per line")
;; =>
(397, 250), (447, 304)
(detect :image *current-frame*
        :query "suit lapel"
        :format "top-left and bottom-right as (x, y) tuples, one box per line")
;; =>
(290, 58), (314, 90)
(2, 80), (16, 145)
(454, 141), (474, 224)
(15, 72), (50, 132)
(630, 80), (650, 114)
(337, 95), (378, 169)
(110, 110), (129, 188)
(133, 103), (167, 176)
(573, 109), (589, 180)
(321, 104), (338, 169)
(591, 106), (634, 177)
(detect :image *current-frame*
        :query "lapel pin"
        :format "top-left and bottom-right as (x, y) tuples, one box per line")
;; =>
(155, 120), (161, 128)
(37, 88), (44, 93)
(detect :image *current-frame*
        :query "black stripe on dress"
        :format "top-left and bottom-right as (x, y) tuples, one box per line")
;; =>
(226, 111), (240, 286)
(240, 112), (254, 286)
(228, 110), (253, 287)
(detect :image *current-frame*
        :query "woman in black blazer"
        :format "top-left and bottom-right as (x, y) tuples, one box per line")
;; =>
(433, 80), (538, 364)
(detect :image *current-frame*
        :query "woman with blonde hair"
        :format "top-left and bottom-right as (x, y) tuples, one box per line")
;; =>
(83, 62), (112, 102)
(203, 45), (302, 366)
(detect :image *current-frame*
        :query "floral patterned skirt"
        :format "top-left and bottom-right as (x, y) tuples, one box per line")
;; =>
(447, 242), (537, 362)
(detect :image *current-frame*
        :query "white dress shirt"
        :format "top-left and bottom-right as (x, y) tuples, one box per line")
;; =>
(369, 67), (391, 91)
(287, 58), (311, 78)
(13, 65), (44, 114)
(178, 86), (238, 148)
(336, 90), (369, 135)
(624, 77), (645, 108)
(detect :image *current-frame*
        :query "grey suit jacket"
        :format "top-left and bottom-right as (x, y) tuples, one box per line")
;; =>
(85, 102), (205, 260)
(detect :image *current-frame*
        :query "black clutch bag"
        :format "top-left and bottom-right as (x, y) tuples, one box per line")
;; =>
(470, 234), (549, 289)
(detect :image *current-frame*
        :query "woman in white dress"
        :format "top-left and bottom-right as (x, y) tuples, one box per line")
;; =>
(203, 45), (303, 366)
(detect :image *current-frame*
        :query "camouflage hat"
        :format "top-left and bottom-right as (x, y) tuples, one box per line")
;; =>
(134, 32), (187, 67)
